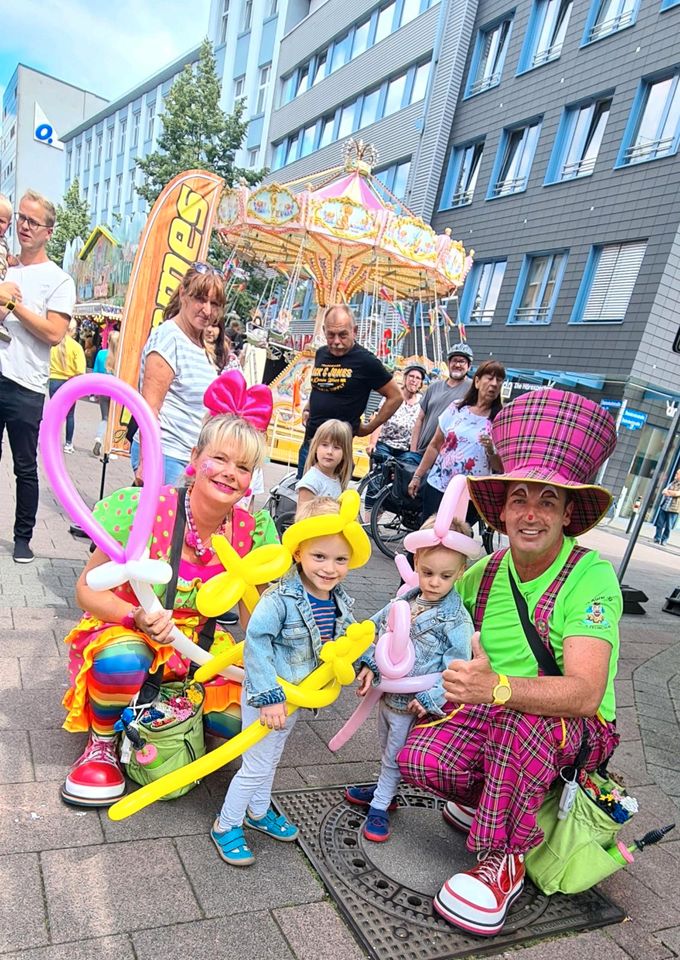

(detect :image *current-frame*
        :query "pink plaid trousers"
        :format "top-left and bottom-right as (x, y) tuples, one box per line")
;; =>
(397, 702), (619, 855)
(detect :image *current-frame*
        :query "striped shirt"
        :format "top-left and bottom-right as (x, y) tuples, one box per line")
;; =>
(140, 320), (216, 461)
(307, 593), (337, 641)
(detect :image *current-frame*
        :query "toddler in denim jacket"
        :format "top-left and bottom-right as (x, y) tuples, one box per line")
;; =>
(345, 513), (475, 842)
(212, 495), (365, 867)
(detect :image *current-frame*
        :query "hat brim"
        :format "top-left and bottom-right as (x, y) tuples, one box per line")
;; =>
(468, 470), (612, 537)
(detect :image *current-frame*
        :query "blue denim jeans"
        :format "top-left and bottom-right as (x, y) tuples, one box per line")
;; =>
(48, 378), (76, 444)
(655, 510), (678, 544)
(130, 437), (188, 486)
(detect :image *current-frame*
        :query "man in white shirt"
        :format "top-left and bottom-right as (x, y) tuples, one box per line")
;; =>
(0, 190), (76, 563)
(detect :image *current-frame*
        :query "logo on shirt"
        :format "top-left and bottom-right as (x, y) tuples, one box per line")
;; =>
(311, 363), (353, 392)
(583, 602), (610, 628)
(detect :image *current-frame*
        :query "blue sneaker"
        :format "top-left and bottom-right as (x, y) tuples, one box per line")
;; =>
(363, 805), (390, 842)
(345, 784), (398, 811)
(211, 820), (255, 866)
(244, 806), (299, 841)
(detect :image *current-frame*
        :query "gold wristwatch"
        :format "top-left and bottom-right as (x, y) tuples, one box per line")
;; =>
(4, 299), (16, 313)
(492, 673), (512, 705)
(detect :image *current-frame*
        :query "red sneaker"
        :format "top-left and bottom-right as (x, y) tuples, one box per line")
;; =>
(434, 850), (525, 936)
(442, 800), (477, 833)
(61, 734), (126, 807)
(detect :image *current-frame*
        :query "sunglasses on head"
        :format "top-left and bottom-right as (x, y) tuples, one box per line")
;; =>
(191, 261), (225, 279)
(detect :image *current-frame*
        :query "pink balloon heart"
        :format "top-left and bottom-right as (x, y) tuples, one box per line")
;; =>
(39, 374), (163, 563)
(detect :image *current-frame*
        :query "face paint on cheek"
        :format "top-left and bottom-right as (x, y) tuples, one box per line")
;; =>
(200, 458), (221, 479)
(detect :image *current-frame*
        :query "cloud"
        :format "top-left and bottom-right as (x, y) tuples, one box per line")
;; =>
(0, 0), (212, 101)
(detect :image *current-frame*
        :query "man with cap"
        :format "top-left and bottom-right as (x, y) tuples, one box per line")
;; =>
(409, 343), (473, 460)
(398, 388), (622, 937)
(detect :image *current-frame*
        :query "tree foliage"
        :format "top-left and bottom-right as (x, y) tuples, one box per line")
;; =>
(136, 38), (264, 205)
(46, 178), (91, 267)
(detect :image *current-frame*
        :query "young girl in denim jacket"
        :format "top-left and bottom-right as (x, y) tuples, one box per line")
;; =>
(212, 493), (371, 866)
(346, 494), (478, 842)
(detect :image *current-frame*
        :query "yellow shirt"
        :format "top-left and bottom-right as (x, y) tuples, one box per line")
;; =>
(49, 337), (86, 380)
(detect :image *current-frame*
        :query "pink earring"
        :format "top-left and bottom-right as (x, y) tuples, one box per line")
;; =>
(243, 487), (252, 498)
(185, 464), (196, 477)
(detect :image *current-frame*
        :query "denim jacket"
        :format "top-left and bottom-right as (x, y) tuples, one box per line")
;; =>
(244, 567), (356, 707)
(361, 586), (473, 717)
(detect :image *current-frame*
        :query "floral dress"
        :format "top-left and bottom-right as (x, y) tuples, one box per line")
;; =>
(427, 403), (493, 493)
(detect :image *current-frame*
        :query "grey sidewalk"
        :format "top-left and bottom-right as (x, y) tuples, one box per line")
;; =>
(1, 398), (680, 959)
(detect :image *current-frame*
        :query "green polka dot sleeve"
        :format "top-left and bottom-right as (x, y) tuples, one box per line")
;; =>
(93, 486), (142, 548)
(252, 509), (280, 547)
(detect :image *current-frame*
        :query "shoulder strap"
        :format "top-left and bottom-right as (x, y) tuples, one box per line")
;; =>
(473, 548), (509, 630)
(532, 545), (591, 637)
(508, 568), (562, 677)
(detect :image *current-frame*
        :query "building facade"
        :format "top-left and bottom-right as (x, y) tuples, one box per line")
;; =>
(1, 65), (107, 251)
(428, 0), (680, 514)
(61, 47), (200, 232)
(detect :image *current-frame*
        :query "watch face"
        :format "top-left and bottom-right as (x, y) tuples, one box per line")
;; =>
(493, 683), (511, 703)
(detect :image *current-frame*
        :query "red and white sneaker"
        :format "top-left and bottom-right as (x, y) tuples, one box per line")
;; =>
(434, 850), (525, 936)
(61, 734), (126, 807)
(442, 800), (477, 833)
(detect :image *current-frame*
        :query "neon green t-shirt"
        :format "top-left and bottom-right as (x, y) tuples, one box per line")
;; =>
(456, 537), (621, 721)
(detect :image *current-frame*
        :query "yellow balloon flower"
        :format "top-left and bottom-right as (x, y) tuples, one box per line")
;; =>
(282, 489), (371, 569)
(196, 539), (292, 616)
(108, 619), (376, 821)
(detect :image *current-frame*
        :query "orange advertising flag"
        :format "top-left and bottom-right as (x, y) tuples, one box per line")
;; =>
(106, 169), (224, 455)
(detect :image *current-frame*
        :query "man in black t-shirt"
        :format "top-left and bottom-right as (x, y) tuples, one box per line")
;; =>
(297, 305), (402, 476)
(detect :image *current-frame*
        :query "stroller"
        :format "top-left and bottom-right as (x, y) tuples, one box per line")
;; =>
(263, 471), (298, 538)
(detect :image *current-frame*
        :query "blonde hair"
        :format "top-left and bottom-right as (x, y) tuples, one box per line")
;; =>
(21, 189), (56, 228)
(0, 194), (12, 218)
(192, 414), (265, 475)
(415, 515), (473, 563)
(105, 330), (120, 374)
(294, 496), (341, 521)
(55, 318), (78, 370)
(304, 419), (353, 489)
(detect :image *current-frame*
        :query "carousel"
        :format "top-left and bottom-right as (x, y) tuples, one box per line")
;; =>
(215, 140), (473, 470)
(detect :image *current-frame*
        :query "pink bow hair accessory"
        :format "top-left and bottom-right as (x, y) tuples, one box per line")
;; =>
(403, 475), (481, 558)
(204, 370), (273, 432)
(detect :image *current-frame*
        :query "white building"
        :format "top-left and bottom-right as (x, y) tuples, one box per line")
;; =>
(1, 64), (107, 251)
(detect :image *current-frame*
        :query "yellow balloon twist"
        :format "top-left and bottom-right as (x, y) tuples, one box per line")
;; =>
(196, 539), (292, 616)
(282, 489), (371, 569)
(108, 619), (375, 821)
(193, 642), (244, 683)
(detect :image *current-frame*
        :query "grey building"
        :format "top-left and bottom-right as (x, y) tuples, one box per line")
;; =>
(1, 65), (107, 251)
(427, 0), (680, 515)
(61, 47), (201, 232)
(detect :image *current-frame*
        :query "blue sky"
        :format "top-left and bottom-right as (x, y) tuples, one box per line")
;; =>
(0, 0), (212, 107)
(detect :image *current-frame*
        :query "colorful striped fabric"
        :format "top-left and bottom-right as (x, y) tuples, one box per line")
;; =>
(307, 593), (337, 641)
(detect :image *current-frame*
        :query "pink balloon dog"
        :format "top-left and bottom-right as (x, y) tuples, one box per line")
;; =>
(39, 373), (240, 677)
(328, 598), (440, 751)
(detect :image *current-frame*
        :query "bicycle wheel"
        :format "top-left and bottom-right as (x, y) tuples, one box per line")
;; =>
(481, 523), (502, 555)
(370, 484), (412, 559)
(357, 467), (385, 528)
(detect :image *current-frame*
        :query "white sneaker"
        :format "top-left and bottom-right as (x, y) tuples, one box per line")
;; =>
(63, 443), (75, 454)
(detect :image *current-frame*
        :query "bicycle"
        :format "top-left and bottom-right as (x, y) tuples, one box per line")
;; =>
(368, 458), (422, 559)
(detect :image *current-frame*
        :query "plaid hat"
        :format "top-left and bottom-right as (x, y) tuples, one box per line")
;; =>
(468, 388), (617, 536)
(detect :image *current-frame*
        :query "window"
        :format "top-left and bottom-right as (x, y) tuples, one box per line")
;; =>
(242, 0), (253, 31)
(115, 174), (123, 208)
(461, 260), (507, 324)
(296, 65), (310, 96)
(83, 187), (88, 203)
(619, 72), (680, 164)
(547, 96), (611, 181)
(375, 159), (411, 200)
(106, 126), (114, 160)
(489, 120), (542, 197)
(410, 61), (430, 102)
(95, 132), (102, 166)
(583, 0), (639, 42)
(75, 143), (82, 171)
(66, 147), (72, 180)
(384, 73), (407, 115)
(352, 20), (371, 58)
(132, 112), (140, 147)
(92, 182), (99, 210)
(84, 138), (92, 170)
(509, 252), (567, 324)
(128, 172), (135, 203)
(311, 52), (328, 86)
(571, 241), (647, 323)
(300, 124), (316, 157)
(401, 0), (422, 25)
(360, 88), (381, 128)
(219, 0), (230, 43)
(146, 103), (155, 142)
(375, 3), (396, 42)
(285, 134), (299, 164)
(467, 16), (513, 96)
(319, 115), (335, 147)
(234, 75), (246, 99)
(118, 119), (127, 155)
(256, 65), (271, 114)
(661, 0), (680, 8)
(331, 33), (351, 72)
(338, 101), (357, 137)
(103, 178), (110, 210)
(272, 141), (286, 169)
(269, 0), (278, 14)
(520, 0), (573, 70)
(281, 73), (296, 104)
(440, 140), (484, 208)
(249, 148), (259, 167)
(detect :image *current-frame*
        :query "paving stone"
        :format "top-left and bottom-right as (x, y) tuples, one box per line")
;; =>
(0, 628), (60, 658)
(647, 764), (680, 798)
(20, 656), (70, 693)
(283, 719), (336, 766)
(636, 697), (676, 722)
(614, 678), (634, 708)
(614, 705), (640, 741)
(0, 685), (66, 731)
(0, 780), (103, 854)
(175, 832), (323, 917)
(312, 717), (382, 762)
(0, 853), (48, 951)
(606, 922), (675, 960)
(0, 729), (34, 784)
(100, 783), (214, 843)
(42, 839), (201, 940)
(132, 914), (295, 960)
(609, 739), (654, 788)
(483, 929), (631, 960)
(299, 761), (385, 788)
(29, 729), (88, 783)
(0, 935), (137, 960)
(273, 901), (366, 960)
(0, 657), (21, 691)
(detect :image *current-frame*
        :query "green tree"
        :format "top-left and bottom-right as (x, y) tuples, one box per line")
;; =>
(46, 178), (91, 267)
(136, 38), (263, 205)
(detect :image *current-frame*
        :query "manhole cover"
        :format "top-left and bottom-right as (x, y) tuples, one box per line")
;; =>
(274, 785), (625, 960)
